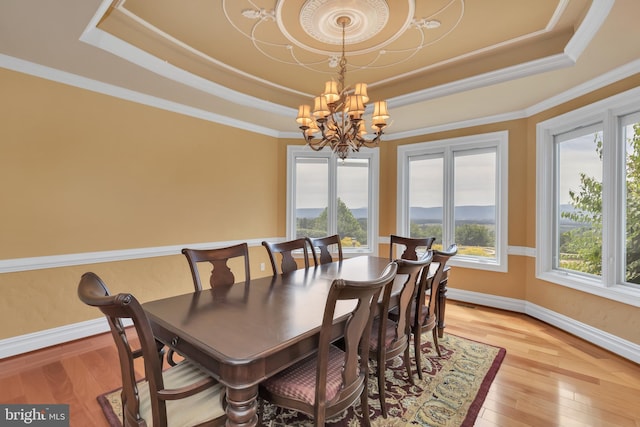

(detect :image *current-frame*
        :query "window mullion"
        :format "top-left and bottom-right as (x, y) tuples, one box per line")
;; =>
(328, 155), (338, 234)
(442, 146), (455, 248)
(601, 111), (618, 286)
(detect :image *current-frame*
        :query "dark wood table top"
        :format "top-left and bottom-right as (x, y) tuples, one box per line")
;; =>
(144, 256), (393, 365)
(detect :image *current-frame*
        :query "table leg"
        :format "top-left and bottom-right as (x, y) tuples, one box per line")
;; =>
(225, 386), (258, 427)
(437, 271), (448, 338)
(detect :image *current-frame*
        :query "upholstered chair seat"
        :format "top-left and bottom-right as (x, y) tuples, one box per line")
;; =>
(260, 345), (346, 406)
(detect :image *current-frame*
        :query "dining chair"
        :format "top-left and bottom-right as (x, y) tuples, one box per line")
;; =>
(259, 261), (398, 427)
(308, 234), (343, 265)
(410, 244), (458, 378)
(163, 243), (252, 365)
(77, 272), (226, 427)
(431, 243), (459, 332)
(389, 234), (436, 261)
(371, 251), (433, 417)
(182, 242), (250, 291)
(262, 238), (315, 275)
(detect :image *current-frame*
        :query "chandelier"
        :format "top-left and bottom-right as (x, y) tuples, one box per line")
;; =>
(295, 16), (390, 160)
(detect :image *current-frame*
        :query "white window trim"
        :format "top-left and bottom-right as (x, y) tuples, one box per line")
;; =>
(286, 145), (380, 257)
(536, 86), (640, 308)
(397, 131), (509, 272)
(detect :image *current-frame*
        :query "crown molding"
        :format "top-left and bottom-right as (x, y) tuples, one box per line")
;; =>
(525, 59), (640, 117)
(0, 53), (282, 138)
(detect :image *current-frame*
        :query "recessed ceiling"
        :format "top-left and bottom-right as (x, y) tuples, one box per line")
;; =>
(99, 0), (587, 105)
(1, 0), (639, 138)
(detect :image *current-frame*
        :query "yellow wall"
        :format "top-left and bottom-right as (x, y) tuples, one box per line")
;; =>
(1, 66), (639, 348)
(0, 68), (280, 337)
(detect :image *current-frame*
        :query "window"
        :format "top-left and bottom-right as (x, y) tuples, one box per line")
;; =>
(287, 146), (379, 255)
(553, 124), (604, 278)
(398, 131), (509, 272)
(537, 86), (640, 307)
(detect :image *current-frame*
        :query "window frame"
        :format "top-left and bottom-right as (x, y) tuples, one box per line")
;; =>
(397, 131), (509, 272)
(286, 145), (380, 257)
(536, 86), (640, 307)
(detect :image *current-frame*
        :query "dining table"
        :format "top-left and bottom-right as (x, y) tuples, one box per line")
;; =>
(142, 255), (438, 427)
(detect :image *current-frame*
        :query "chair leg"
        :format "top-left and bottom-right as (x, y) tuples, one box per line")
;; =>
(377, 349), (387, 418)
(432, 328), (442, 357)
(403, 345), (414, 385)
(414, 328), (423, 380)
(360, 385), (371, 427)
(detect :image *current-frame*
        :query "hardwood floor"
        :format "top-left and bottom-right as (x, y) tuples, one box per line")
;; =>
(1, 302), (638, 426)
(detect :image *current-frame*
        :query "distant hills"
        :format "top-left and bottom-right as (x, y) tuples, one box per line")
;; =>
(297, 205), (496, 222)
(297, 204), (583, 225)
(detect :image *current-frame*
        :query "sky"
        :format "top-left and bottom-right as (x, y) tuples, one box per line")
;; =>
(295, 130), (607, 209)
(558, 132), (602, 204)
(296, 159), (369, 208)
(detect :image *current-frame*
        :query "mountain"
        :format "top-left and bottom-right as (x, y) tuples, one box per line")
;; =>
(409, 206), (495, 223)
(296, 204), (585, 225)
(296, 206), (495, 221)
(296, 207), (368, 218)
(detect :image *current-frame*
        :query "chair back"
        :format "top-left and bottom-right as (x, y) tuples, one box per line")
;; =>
(377, 252), (433, 353)
(417, 244), (457, 328)
(309, 234), (343, 265)
(431, 243), (458, 287)
(315, 261), (397, 421)
(389, 234), (436, 261)
(262, 238), (314, 275)
(182, 243), (250, 290)
(395, 251), (434, 323)
(77, 272), (167, 427)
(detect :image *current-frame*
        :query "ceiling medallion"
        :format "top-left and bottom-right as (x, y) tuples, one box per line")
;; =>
(299, 0), (389, 45)
(222, 0), (464, 75)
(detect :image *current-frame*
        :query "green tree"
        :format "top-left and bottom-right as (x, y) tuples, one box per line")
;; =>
(314, 198), (367, 244)
(625, 124), (640, 283)
(455, 224), (494, 247)
(561, 133), (604, 276)
(561, 124), (640, 283)
(410, 222), (442, 242)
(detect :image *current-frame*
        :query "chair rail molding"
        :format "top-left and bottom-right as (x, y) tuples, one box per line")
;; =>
(0, 238), (279, 273)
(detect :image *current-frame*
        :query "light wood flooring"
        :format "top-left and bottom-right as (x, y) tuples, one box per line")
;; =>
(1, 302), (638, 426)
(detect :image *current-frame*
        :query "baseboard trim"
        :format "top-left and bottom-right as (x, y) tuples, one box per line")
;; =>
(3, 290), (638, 363)
(447, 288), (640, 364)
(0, 318), (110, 359)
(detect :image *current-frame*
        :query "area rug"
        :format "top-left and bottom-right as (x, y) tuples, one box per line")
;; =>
(98, 333), (505, 427)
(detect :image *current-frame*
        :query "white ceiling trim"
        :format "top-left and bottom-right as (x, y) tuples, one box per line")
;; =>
(109, 2), (311, 98)
(79, 22), (296, 118)
(3, 51), (638, 142)
(390, 0), (612, 109)
(389, 52), (575, 110)
(563, 0), (614, 61)
(525, 59), (640, 117)
(0, 53), (281, 138)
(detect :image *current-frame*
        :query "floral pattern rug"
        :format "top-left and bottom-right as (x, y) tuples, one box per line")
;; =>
(98, 333), (505, 427)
